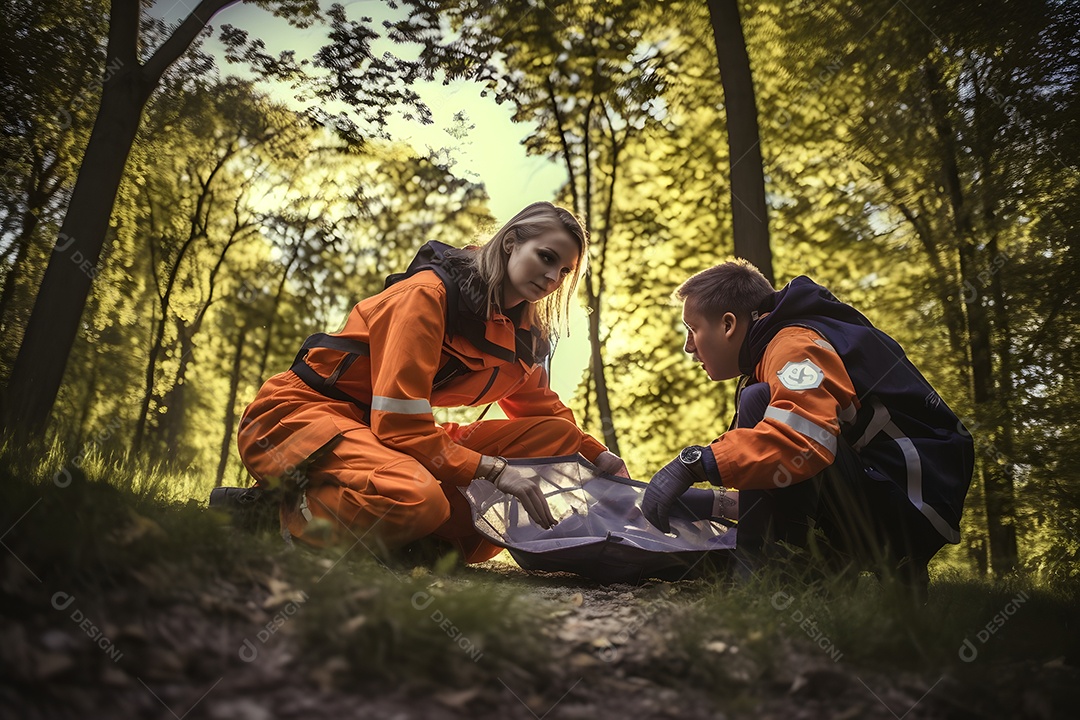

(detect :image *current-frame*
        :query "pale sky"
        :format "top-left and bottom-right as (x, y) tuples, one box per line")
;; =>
(150, 0), (593, 400)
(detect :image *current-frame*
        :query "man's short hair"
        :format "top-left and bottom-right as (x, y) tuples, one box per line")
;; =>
(673, 259), (775, 321)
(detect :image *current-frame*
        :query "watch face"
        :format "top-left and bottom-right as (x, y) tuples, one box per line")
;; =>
(680, 446), (702, 465)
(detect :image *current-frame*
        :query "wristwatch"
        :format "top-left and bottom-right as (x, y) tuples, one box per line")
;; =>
(477, 456), (508, 484)
(680, 445), (703, 465)
(679, 445), (708, 481)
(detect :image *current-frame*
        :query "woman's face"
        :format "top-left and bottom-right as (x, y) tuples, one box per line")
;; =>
(502, 230), (580, 308)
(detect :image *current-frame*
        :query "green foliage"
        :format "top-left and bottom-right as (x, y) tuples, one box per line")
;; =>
(2, 0), (1077, 580)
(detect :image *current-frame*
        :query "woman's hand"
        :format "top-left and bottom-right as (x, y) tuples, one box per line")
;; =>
(487, 461), (557, 529)
(593, 450), (630, 478)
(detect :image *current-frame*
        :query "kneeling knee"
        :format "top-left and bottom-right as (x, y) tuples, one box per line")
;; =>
(370, 460), (450, 536)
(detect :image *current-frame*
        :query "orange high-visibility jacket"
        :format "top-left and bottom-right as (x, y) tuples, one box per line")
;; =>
(707, 326), (859, 490)
(239, 269), (607, 488)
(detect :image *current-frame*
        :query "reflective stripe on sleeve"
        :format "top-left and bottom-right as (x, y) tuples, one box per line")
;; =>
(854, 398), (891, 451)
(371, 396), (433, 415)
(763, 406), (838, 456)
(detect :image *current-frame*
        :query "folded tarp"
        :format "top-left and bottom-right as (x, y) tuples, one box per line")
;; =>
(464, 455), (737, 584)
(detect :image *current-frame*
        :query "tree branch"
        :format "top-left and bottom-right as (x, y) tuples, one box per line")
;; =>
(143, 0), (240, 83)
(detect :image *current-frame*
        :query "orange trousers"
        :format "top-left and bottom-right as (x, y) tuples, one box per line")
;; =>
(285, 416), (584, 563)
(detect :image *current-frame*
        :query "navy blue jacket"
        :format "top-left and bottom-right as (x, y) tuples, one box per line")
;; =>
(739, 276), (974, 543)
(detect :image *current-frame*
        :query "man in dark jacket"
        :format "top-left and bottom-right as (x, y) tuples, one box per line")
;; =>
(641, 260), (974, 598)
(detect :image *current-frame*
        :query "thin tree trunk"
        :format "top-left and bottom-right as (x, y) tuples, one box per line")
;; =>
(256, 243), (303, 381)
(153, 220), (252, 462)
(0, 215), (39, 343)
(889, 183), (970, 367)
(586, 296), (619, 454)
(972, 60), (1020, 563)
(925, 60), (1017, 574)
(152, 319), (194, 464)
(73, 352), (100, 450)
(706, 0), (773, 282)
(132, 232), (194, 453)
(134, 142), (236, 452)
(217, 316), (251, 487)
(0, 184), (46, 333)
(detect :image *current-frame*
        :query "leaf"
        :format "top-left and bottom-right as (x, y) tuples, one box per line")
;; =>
(262, 578), (306, 609)
(435, 687), (482, 709)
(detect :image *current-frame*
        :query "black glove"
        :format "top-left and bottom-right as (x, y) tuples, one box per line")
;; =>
(641, 456), (699, 533)
(668, 488), (719, 522)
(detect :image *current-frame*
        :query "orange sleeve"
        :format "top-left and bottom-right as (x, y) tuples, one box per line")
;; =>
(365, 280), (483, 486)
(708, 327), (858, 490)
(497, 364), (608, 461)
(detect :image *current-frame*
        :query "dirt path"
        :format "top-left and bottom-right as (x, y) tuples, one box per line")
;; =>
(2, 552), (1077, 719)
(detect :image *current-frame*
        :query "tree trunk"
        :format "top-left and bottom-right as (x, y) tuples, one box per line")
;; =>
(217, 316), (251, 487)
(585, 294), (620, 455)
(0, 196), (45, 335)
(891, 192), (970, 376)
(0, 217), (39, 357)
(256, 235), (304, 381)
(1, 64), (150, 439)
(133, 304), (166, 454)
(73, 352), (100, 450)
(152, 320), (195, 465)
(0, 0), (238, 439)
(542, 84), (620, 453)
(706, 0), (773, 282)
(925, 60), (1017, 574)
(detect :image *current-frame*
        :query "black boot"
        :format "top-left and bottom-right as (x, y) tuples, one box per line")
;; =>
(209, 486), (280, 534)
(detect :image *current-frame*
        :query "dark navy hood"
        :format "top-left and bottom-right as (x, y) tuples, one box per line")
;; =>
(739, 275), (944, 424)
(739, 276), (902, 379)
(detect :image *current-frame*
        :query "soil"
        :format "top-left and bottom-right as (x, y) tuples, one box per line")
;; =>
(3, 552), (1077, 720)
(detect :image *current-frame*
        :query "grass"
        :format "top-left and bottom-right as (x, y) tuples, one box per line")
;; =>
(0, 439), (561, 693)
(2, 438), (1076, 711)
(663, 557), (1078, 693)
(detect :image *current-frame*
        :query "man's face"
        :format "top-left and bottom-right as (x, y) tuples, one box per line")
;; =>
(682, 303), (745, 381)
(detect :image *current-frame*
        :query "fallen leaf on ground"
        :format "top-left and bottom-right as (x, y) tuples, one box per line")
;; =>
(263, 578), (306, 609)
(435, 687), (482, 709)
(340, 615), (367, 634)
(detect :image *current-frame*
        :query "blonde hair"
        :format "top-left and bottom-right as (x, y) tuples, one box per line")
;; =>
(469, 201), (588, 340)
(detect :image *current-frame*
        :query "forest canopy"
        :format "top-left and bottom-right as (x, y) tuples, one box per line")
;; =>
(1, 0), (1077, 582)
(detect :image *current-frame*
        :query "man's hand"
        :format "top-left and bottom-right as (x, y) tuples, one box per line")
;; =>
(641, 455), (699, 533)
(593, 450), (630, 478)
(493, 465), (557, 529)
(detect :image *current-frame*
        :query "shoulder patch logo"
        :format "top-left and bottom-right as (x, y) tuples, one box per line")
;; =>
(777, 359), (825, 390)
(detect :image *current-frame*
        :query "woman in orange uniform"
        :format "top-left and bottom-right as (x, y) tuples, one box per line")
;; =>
(237, 202), (626, 562)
